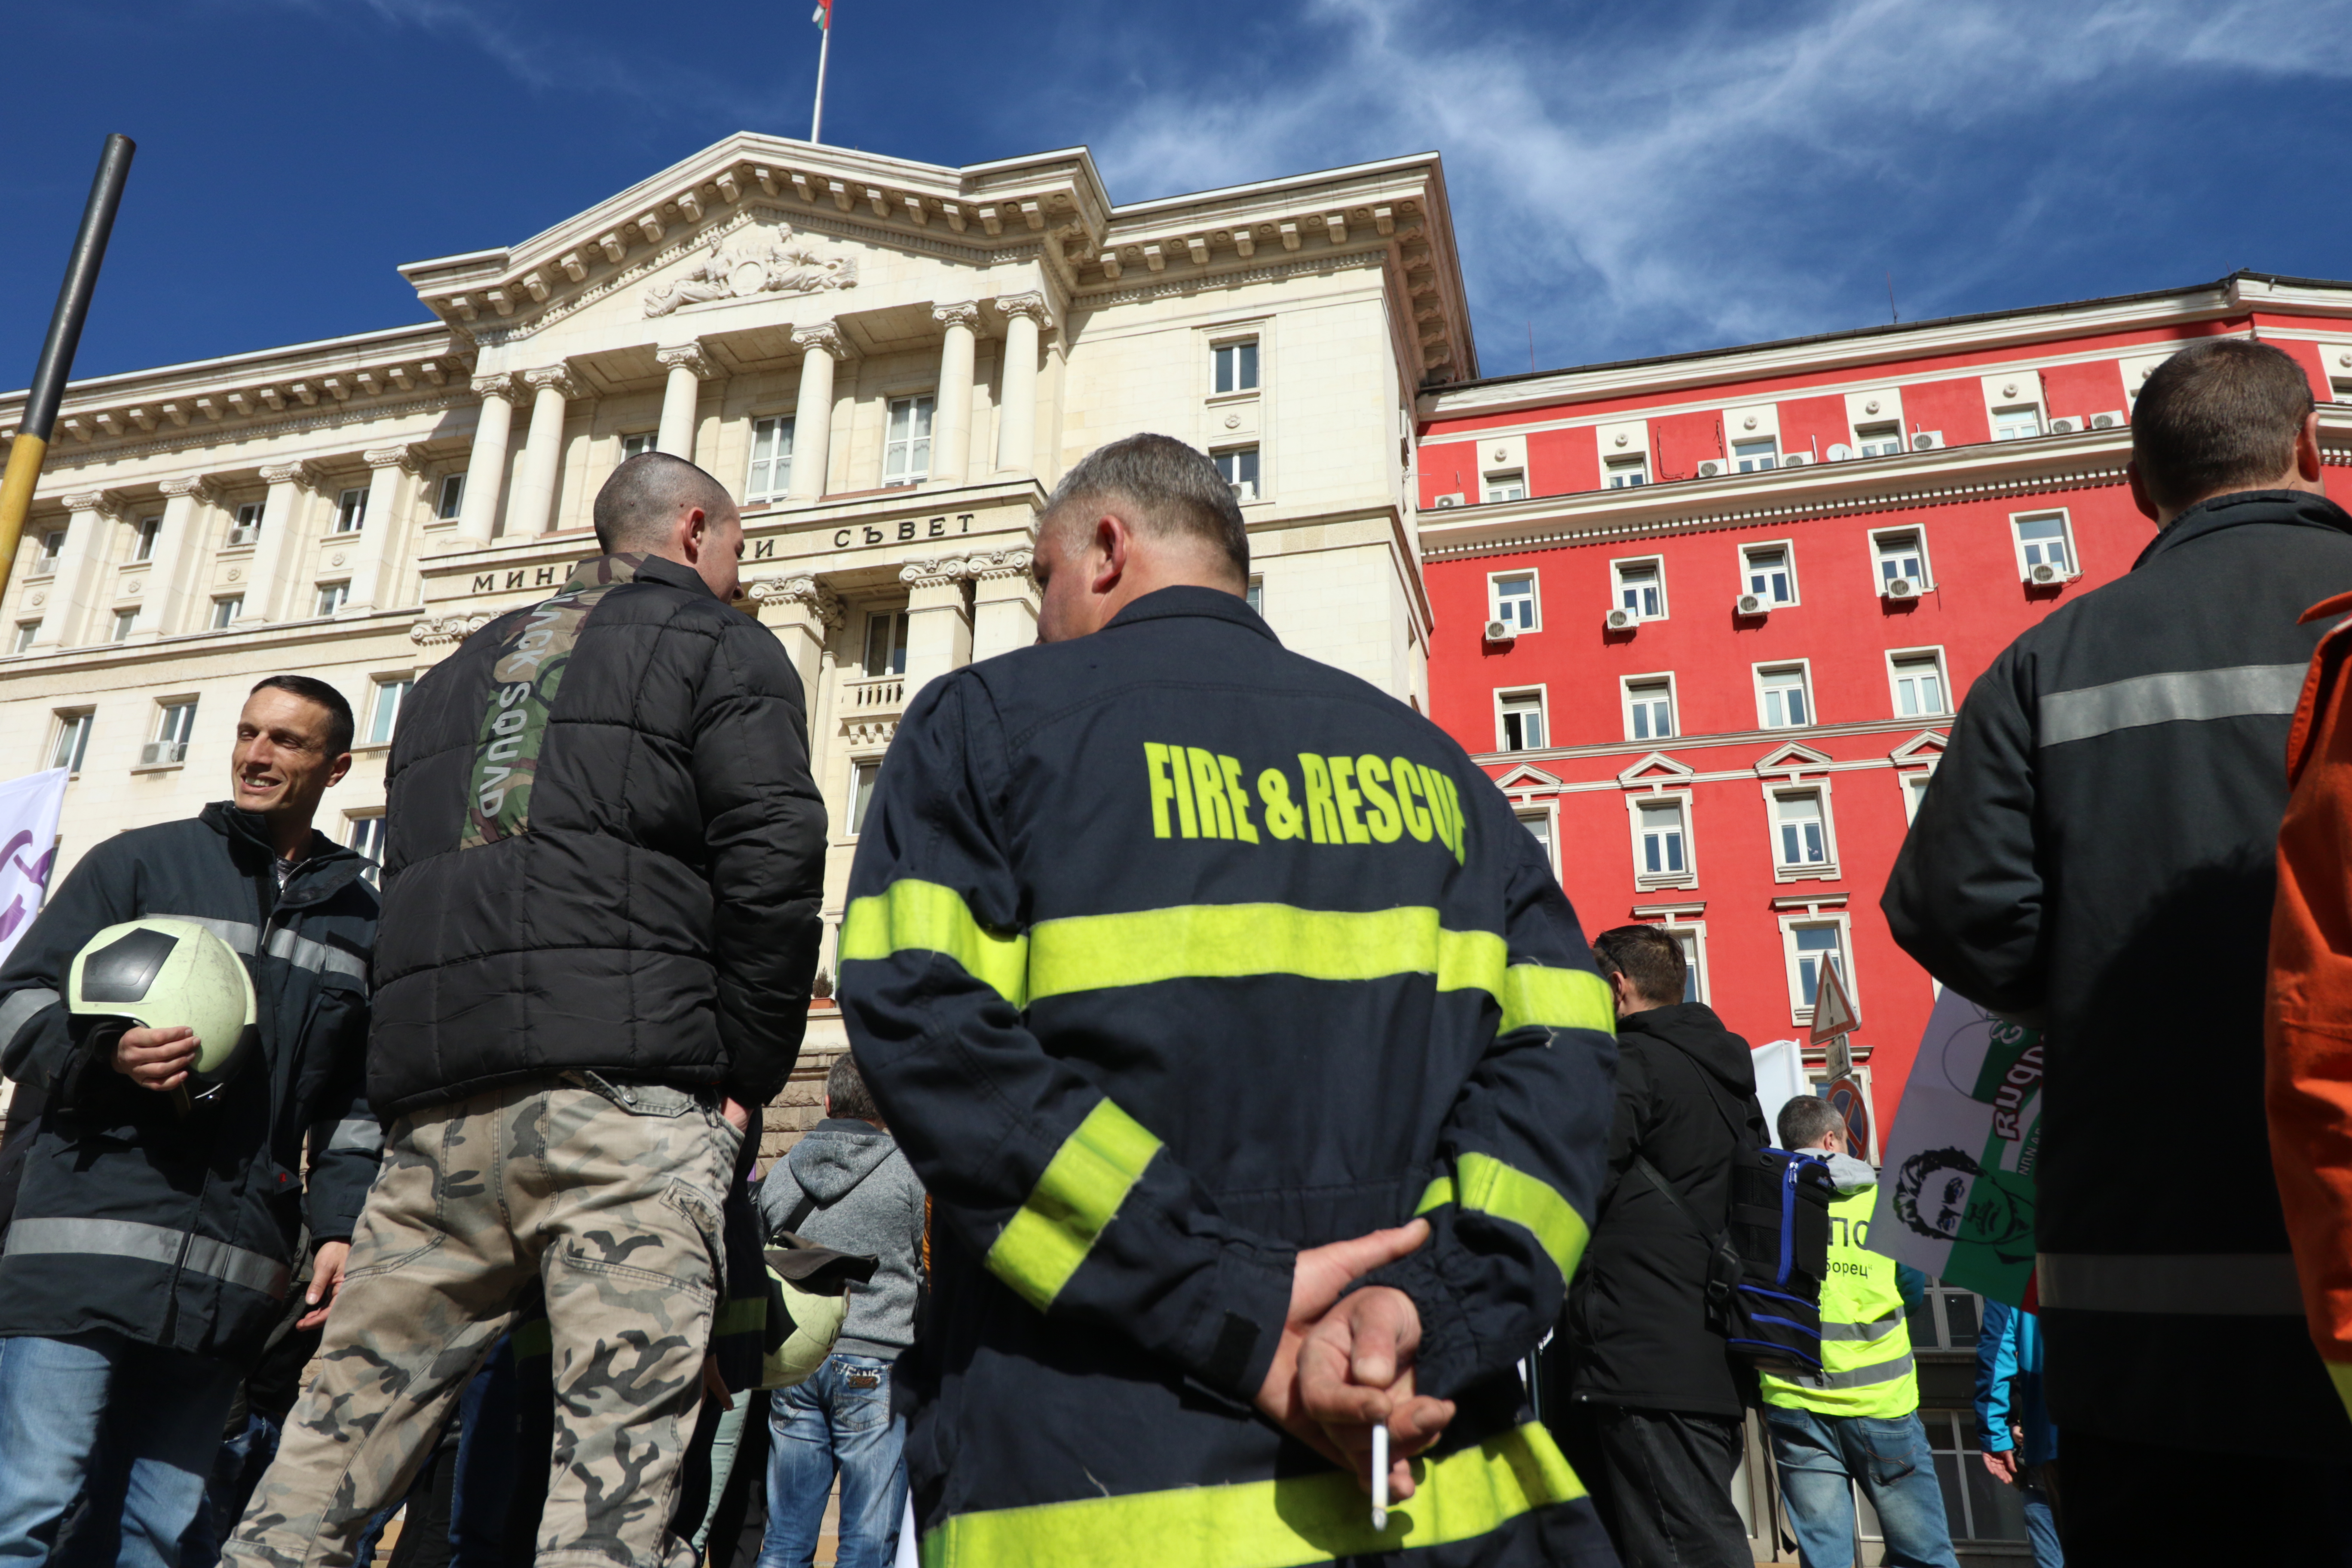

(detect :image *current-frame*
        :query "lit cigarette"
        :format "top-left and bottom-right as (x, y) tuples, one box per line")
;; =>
(1371, 1424), (1389, 1531)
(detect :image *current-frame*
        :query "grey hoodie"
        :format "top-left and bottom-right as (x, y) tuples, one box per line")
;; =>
(758, 1118), (926, 1360)
(1799, 1148), (1879, 1195)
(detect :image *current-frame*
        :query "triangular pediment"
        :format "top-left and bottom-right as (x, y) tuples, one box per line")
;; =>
(1889, 730), (1948, 763)
(1618, 752), (1694, 787)
(1753, 741), (1833, 777)
(1493, 763), (1562, 795)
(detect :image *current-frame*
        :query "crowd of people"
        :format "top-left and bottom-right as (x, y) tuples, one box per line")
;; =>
(0, 336), (2348, 1568)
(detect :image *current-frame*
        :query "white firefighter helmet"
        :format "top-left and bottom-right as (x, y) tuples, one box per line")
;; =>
(66, 918), (257, 1087)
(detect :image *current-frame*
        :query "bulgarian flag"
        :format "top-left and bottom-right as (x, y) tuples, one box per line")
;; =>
(812, 0), (831, 26)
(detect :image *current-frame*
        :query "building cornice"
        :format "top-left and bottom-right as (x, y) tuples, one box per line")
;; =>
(1473, 715), (1952, 776)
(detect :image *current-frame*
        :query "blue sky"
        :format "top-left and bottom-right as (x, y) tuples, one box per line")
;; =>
(6, 0), (2351, 388)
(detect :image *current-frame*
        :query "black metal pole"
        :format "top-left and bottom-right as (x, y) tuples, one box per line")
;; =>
(0, 134), (138, 569)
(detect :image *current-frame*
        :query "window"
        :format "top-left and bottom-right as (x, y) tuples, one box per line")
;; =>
(1915, 1409), (2032, 1545)
(1613, 560), (1665, 621)
(132, 517), (161, 563)
(1854, 421), (1905, 459)
(1743, 545), (1794, 606)
(1788, 922), (1848, 1015)
(1775, 790), (1829, 868)
(368, 677), (414, 746)
(1890, 652), (1946, 717)
(850, 760), (881, 835)
(1875, 529), (1929, 590)
(864, 611), (909, 678)
(1624, 678), (1675, 742)
(147, 700), (199, 767)
(1518, 809), (1555, 872)
(12, 622), (37, 655)
(1498, 690), (1546, 751)
(1758, 664), (1812, 729)
(1993, 405), (2042, 441)
(49, 711), (93, 773)
(1483, 470), (1526, 503)
(110, 609), (138, 643)
(210, 596), (243, 629)
(1665, 925), (1708, 1003)
(230, 502), (263, 546)
(621, 432), (656, 460)
(315, 582), (349, 617)
(2013, 512), (2074, 578)
(1605, 456), (1648, 488)
(1902, 770), (1935, 824)
(1489, 573), (1539, 634)
(883, 395), (934, 485)
(1732, 438), (1778, 473)
(1214, 447), (1261, 502)
(334, 487), (368, 534)
(435, 475), (466, 520)
(1246, 576), (1264, 617)
(1638, 799), (1687, 880)
(348, 815), (386, 885)
(1212, 340), (1260, 395)
(37, 529), (66, 573)
(746, 416), (794, 500)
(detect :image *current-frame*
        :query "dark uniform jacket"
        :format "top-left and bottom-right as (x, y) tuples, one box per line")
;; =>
(0, 804), (378, 1365)
(1561, 1001), (1768, 1418)
(1883, 489), (2352, 1458)
(840, 587), (1622, 1567)
(371, 552), (826, 1116)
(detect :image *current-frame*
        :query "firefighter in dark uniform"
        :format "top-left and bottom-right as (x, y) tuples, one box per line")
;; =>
(839, 434), (1621, 1567)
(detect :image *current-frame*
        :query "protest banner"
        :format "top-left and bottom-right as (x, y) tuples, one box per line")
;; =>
(0, 768), (67, 972)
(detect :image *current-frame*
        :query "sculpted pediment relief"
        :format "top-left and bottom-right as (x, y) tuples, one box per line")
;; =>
(644, 220), (858, 318)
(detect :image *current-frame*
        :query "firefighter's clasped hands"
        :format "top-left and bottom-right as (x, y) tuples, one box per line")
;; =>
(1253, 1217), (1458, 1502)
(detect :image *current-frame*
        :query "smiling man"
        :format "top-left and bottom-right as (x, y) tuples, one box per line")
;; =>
(0, 674), (380, 1567)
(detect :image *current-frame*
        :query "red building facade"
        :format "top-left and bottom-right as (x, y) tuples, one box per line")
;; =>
(1415, 273), (2352, 1136)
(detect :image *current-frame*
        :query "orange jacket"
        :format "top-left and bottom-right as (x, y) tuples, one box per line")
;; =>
(2268, 587), (2352, 1422)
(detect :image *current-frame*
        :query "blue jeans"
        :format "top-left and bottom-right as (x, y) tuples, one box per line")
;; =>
(2019, 1473), (2062, 1568)
(1764, 1405), (1960, 1568)
(758, 1355), (906, 1568)
(0, 1331), (244, 1568)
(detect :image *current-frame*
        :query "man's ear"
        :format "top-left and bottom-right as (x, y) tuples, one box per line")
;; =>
(325, 751), (352, 789)
(679, 505), (709, 559)
(2125, 459), (2160, 524)
(2298, 410), (2325, 483)
(1090, 514), (1129, 595)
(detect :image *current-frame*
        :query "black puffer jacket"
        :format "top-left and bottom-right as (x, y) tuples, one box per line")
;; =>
(371, 552), (826, 1115)
(0, 804), (378, 1365)
(1558, 1002), (1768, 1418)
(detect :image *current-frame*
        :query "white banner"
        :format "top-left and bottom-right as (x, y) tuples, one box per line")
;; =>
(0, 769), (68, 974)
(1749, 1038), (1814, 1148)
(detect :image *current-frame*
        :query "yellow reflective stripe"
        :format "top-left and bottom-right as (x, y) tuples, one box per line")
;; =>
(1453, 1152), (1590, 1281)
(712, 1296), (767, 1338)
(986, 1099), (1163, 1313)
(1499, 964), (1615, 1036)
(2331, 1363), (2352, 1426)
(840, 879), (1029, 1008)
(1415, 1176), (1455, 1215)
(919, 1421), (1583, 1568)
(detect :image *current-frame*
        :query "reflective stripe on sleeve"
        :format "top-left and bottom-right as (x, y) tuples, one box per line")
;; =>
(1819, 1311), (1906, 1343)
(2035, 1252), (2306, 1315)
(0, 987), (61, 1049)
(1412, 1152), (1588, 1282)
(266, 928), (368, 983)
(3, 1216), (289, 1300)
(309, 1116), (384, 1156)
(2038, 663), (2306, 747)
(985, 1099), (1163, 1313)
(1497, 962), (1614, 1036)
(919, 1421), (1584, 1568)
(840, 880), (1030, 1008)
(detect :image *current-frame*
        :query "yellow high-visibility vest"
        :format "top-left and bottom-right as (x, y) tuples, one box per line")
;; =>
(1761, 1184), (1918, 1418)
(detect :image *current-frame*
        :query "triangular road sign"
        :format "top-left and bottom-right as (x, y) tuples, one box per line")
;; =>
(1810, 961), (1860, 1045)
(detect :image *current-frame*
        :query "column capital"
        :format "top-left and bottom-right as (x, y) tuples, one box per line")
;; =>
(747, 573), (845, 630)
(655, 342), (722, 380)
(158, 475), (220, 504)
(792, 324), (850, 361)
(959, 546), (1034, 582)
(994, 292), (1052, 328)
(521, 364), (585, 399)
(931, 301), (983, 332)
(471, 372), (522, 402)
(58, 489), (124, 520)
(900, 556), (972, 590)
(257, 460), (323, 491)
(364, 444), (425, 474)
(410, 611), (493, 648)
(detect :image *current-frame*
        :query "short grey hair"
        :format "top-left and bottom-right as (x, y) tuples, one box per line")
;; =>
(1777, 1094), (1848, 1151)
(1041, 433), (1249, 583)
(592, 452), (737, 554)
(826, 1051), (879, 1123)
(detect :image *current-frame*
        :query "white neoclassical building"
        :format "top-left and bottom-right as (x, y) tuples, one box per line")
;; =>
(0, 132), (1475, 1080)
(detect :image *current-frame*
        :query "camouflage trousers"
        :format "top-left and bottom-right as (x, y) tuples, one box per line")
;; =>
(224, 1074), (741, 1568)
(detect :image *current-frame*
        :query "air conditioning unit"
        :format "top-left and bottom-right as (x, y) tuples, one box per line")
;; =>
(1697, 459), (1723, 478)
(2047, 416), (2083, 435)
(1432, 493), (1465, 508)
(1883, 578), (1921, 600)
(228, 525), (260, 547)
(2029, 561), (2061, 585)
(1483, 619), (1515, 643)
(1605, 607), (1635, 631)
(140, 741), (187, 767)
(2089, 409), (2128, 429)
(1735, 593), (1767, 617)
(1825, 442), (1854, 461)
(1911, 431), (1946, 451)
(1781, 450), (1812, 467)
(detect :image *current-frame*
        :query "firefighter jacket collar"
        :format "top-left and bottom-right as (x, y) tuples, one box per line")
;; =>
(1102, 584), (1276, 642)
(200, 802), (367, 910)
(2132, 488), (2352, 572)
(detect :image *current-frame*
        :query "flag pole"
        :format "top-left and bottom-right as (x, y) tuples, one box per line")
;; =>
(0, 134), (136, 585)
(810, 6), (832, 143)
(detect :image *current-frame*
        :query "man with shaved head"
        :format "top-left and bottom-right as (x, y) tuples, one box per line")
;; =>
(226, 452), (827, 1568)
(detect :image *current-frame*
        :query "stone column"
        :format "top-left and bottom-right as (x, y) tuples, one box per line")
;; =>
(236, 463), (318, 627)
(507, 367), (580, 539)
(994, 294), (1049, 477)
(654, 343), (719, 462)
(787, 326), (848, 503)
(967, 548), (1040, 659)
(930, 303), (981, 487)
(345, 446), (421, 615)
(749, 573), (845, 703)
(27, 490), (121, 650)
(900, 557), (972, 692)
(128, 475), (219, 641)
(453, 375), (520, 548)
